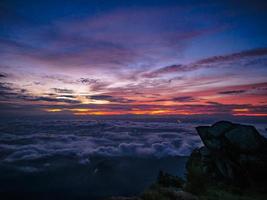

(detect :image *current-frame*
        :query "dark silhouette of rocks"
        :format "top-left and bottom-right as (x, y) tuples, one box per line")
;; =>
(187, 121), (267, 187)
(108, 197), (141, 200)
(109, 121), (267, 199)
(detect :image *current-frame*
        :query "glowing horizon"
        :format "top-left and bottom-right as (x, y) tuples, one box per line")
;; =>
(0, 0), (267, 117)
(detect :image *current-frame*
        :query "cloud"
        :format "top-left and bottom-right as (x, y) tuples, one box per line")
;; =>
(0, 120), (203, 164)
(218, 90), (246, 95)
(32, 96), (81, 104)
(58, 95), (76, 98)
(43, 75), (76, 84)
(153, 96), (197, 103)
(196, 48), (267, 65)
(1, 94), (267, 117)
(0, 73), (7, 78)
(77, 78), (110, 92)
(52, 88), (74, 94)
(0, 82), (81, 104)
(143, 48), (267, 78)
(0, 4), (223, 73)
(143, 65), (185, 78)
(77, 78), (98, 85)
(0, 82), (30, 100)
(0, 3), (267, 117)
(172, 96), (196, 102)
(88, 95), (135, 103)
(206, 101), (223, 105)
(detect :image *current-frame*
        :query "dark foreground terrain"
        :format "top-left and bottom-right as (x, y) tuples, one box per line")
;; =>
(115, 121), (267, 200)
(1, 120), (267, 200)
(0, 156), (187, 200)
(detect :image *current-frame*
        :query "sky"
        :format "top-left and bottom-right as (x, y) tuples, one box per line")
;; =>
(0, 0), (267, 117)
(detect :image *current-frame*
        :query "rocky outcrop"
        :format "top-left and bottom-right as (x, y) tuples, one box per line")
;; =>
(141, 184), (199, 200)
(108, 121), (267, 200)
(187, 121), (267, 188)
(108, 197), (141, 200)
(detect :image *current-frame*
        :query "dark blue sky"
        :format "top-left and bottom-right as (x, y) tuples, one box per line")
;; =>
(0, 0), (267, 116)
(1, 0), (267, 60)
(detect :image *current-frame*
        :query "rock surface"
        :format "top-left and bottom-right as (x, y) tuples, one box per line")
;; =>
(188, 121), (267, 187)
(108, 197), (141, 200)
(170, 191), (199, 200)
(108, 121), (267, 200)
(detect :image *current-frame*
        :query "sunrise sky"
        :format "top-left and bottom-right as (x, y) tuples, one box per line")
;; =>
(0, 0), (267, 116)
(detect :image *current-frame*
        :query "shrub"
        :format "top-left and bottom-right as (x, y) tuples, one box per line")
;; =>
(184, 151), (207, 195)
(157, 170), (184, 188)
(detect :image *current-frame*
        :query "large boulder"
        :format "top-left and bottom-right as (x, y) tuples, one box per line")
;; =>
(224, 124), (264, 153)
(187, 121), (267, 188)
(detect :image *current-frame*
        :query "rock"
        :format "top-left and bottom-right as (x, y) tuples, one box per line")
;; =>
(108, 197), (141, 200)
(171, 191), (199, 200)
(197, 126), (223, 150)
(213, 157), (235, 180)
(142, 185), (199, 200)
(157, 170), (185, 188)
(188, 121), (267, 188)
(208, 121), (234, 137)
(197, 121), (266, 153)
(224, 124), (263, 153)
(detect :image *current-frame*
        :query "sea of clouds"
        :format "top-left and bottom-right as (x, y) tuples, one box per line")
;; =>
(0, 120), (201, 166)
(0, 119), (266, 173)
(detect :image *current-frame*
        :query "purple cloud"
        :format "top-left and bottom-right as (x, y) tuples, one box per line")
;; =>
(143, 48), (267, 78)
